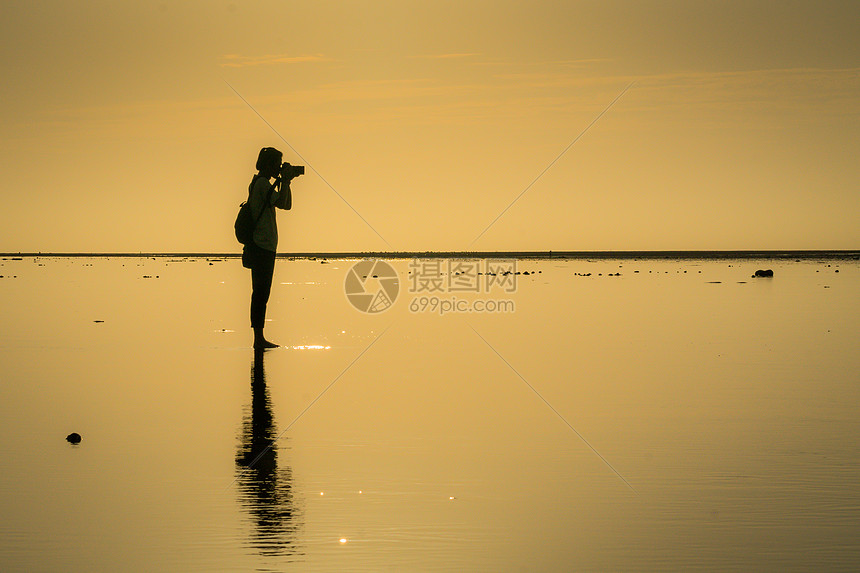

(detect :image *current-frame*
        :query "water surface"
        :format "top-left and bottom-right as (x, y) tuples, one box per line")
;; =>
(0, 255), (857, 571)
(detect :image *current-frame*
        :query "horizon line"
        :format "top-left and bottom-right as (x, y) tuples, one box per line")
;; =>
(2, 250), (858, 260)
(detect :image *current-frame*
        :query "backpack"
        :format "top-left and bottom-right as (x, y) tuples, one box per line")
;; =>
(234, 175), (274, 245)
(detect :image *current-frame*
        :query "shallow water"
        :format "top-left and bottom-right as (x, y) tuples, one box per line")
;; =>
(0, 255), (858, 571)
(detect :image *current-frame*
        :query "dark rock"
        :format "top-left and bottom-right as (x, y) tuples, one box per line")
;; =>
(754, 269), (774, 277)
(66, 433), (81, 444)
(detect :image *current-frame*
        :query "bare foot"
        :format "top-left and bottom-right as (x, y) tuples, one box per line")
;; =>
(254, 339), (279, 349)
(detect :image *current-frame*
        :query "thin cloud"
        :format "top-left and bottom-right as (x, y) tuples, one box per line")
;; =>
(470, 57), (611, 68)
(636, 67), (860, 109)
(219, 53), (331, 68)
(410, 53), (481, 60)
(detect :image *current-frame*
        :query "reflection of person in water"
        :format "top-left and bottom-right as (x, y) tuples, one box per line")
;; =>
(236, 350), (298, 555)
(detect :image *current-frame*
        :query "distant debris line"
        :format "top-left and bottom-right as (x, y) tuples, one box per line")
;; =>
(0, 250), (858, 260)
(272, 250), (857, 261)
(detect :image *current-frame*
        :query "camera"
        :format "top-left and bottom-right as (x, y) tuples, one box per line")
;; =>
(281, 162), (305, 179)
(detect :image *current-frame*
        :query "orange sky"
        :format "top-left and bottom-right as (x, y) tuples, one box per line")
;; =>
(1, 1), (858, 252)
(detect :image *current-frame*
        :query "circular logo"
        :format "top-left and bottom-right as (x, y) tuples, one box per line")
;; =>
(344, 260), (399, 313)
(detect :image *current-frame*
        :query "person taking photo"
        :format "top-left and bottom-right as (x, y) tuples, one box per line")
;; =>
(244, 147), (301, 349)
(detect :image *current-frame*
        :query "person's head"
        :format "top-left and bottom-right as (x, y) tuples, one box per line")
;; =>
(256, 147), (283, 178)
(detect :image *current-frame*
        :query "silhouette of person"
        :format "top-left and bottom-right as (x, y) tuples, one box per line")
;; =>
(235, 350), (298, 555)
(244, 147), (300, 349)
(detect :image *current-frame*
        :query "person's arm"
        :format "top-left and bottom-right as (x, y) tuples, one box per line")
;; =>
(273, 179), (291, 210)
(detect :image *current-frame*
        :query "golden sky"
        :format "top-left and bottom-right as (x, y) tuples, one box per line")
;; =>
(1, 1), (858, 252)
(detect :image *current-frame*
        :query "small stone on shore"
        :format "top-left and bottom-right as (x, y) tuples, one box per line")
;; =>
(66, 433), (81, 444)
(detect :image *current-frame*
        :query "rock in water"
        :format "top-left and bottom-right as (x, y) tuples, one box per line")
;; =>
(66, 433), (82, 444)
(754, 269), (774, 277)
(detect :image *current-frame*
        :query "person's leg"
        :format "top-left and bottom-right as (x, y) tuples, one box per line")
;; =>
(250, 247), (278, 348)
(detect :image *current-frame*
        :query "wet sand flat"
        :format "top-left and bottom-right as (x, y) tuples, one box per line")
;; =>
(0, 255), (858, 571)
